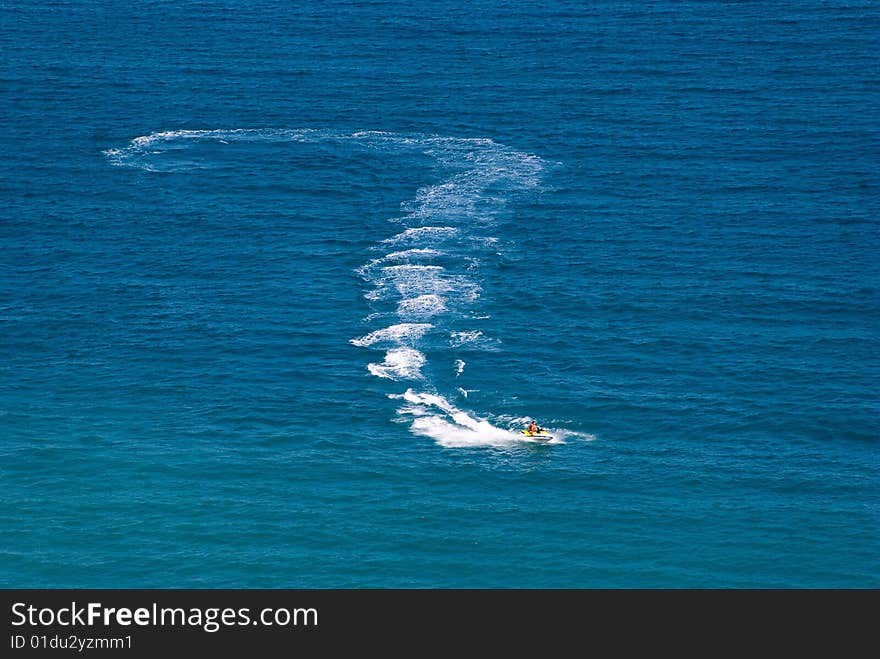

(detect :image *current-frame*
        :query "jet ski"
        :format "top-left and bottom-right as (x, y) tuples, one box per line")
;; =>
(520, 428), (553, 441)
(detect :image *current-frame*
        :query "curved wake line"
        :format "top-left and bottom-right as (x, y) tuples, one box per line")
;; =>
(392, 389), (574, 449)
(105, 128), (585, 449)
(104, 128), (544, 183)
(393, 390), (523, 448)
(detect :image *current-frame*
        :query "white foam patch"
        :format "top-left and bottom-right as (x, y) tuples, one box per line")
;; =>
(350, 323), (433, 348)
(394, 146), (546, 226)
(381, 226), (460, 246)
(391, 389), (522, 448)
(397, 294), (447, 319)
(384, 248), (443, 261)
(450, 330), (483, 347)
(381, 264), (444, 275)
(366, 264), (480, 303)
(455, 359), (466, 376)
(371, 263), (451, 298)
(378, 265), (448, 300)
(355, 248), (444, 278)
(363, 264), (444, 299)
(367, 348), (425, 380)
(398, 180), (479, 223)
(468, 236), (499, 251)
(449, 330), (499, 351)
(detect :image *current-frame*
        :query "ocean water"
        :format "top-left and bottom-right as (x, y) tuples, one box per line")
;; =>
(1, 0), (877, 588)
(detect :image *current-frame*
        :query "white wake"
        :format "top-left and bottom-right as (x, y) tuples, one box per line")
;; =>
(105, 128), (577, 448)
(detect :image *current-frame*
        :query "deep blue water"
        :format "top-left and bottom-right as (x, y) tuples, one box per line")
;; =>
(1, 0), (877, 587)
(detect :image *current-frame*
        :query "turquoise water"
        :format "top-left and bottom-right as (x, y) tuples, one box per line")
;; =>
(1, 0), (878, 587)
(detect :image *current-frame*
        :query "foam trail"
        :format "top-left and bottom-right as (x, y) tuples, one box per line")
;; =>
(397, 294), (447, 319)
(449, 329), (498, 351)
(104, 128), (319, 169)
(365, 265), (481, 304)
(368, 348), (426, 380)
(104, 128), (575, 448)
(450, 330), (483, 346)
(375, 265), (446, 299)
(381, 226), (460, 246)
(384, 248), (443, 261)
(350, 323), (433, 348)
(391, 390), (523, 448)
(356, 248), (444, 278)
